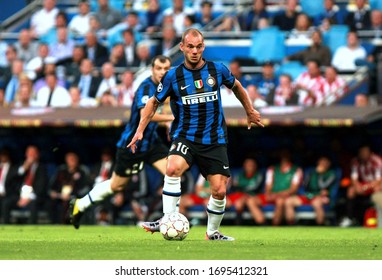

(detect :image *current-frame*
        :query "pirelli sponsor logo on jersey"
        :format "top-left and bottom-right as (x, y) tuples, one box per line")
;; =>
(181, 91), (218, 105)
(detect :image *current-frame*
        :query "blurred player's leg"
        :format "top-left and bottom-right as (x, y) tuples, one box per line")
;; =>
(69, 179), (112, 229)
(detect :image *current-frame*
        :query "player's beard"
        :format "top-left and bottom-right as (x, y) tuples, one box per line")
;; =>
(187, 55), (202, 68)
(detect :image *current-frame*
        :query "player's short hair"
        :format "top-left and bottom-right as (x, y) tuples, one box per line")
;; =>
(151, 55), (171, 67)
(181, 28), (204, 43)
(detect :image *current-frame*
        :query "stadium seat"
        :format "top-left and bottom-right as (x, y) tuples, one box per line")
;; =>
(276, 61), (307, 80)
(369, 0), (382, 10)
(322, 25), (349, 54)
(299, 0), (325, 18)
(249, 27), (286, 64)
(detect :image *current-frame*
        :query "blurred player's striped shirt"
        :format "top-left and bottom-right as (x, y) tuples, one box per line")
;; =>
(117, 77), (160, 152)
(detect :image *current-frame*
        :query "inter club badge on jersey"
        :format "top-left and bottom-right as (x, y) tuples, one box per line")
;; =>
(194, 79), (203, 89)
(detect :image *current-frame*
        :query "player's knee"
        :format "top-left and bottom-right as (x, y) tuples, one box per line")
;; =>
(166, 164), (183, 177)
(211, 188), (226, 200)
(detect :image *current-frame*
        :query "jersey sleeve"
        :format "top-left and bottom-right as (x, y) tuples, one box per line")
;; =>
(220, 63), (236, 89)
(155, 71), (173, 103)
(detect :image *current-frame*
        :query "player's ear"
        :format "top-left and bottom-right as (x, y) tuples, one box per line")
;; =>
(179, 42), (184, 52)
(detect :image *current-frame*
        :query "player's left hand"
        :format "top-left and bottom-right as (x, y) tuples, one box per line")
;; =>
(247, 109), (264, 129)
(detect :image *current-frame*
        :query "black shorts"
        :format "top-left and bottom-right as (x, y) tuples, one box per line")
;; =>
(114, 144), (168, 177)
(168, 137), (230, 178)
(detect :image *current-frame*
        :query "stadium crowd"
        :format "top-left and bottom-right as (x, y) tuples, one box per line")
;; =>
(0, 0), (382, 108)
(1, 0), (382, 227)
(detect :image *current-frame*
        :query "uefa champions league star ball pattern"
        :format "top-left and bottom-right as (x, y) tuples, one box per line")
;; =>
(159, 212), (190, 241)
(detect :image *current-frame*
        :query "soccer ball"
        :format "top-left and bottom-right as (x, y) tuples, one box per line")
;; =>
(159, 212), (190, 241)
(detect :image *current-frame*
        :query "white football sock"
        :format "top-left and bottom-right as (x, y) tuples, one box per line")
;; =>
(77, 179), (113, 212)
(162, 175), (181, 214)
(206, 196), (226, 236)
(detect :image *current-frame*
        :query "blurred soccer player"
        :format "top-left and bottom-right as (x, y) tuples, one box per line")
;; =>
(69, 55), (173, 229)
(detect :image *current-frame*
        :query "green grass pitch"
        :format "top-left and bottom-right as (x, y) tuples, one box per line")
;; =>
(1, 225), (382, 260)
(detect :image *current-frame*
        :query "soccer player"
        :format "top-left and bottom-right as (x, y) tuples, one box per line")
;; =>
(128, 28), (264, 241)
(69, 55), (174, 229)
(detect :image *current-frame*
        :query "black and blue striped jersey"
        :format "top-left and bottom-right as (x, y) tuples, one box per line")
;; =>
(117, 77), (160, 152)
(155, 60), (235, 145)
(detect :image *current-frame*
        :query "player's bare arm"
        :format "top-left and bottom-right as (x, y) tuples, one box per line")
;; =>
(231, 79), (264, 129)
(151, 112), (174, 123)
(127, 96), (160, 153)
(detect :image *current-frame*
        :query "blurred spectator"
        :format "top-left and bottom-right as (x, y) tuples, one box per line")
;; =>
(63, 45), (86, 84)
(10, 74), (36, 108)
(40, 11), (70, 45)
(239, 0), (269, 31)
(83, 31), (109, 67)
(49, 151), (92, 224)
(314, 0), (344, 27)
(229, 59), (256, 89)
(107, 11), (144, 48)
(13, 29), (39, 64)
(3, 145), (49, 224)
(184, 14), (202, 30)
(252, 61), (279, 103)
(331, 31), (367, 72)
(30, 0), (59, 38)
(68, 0), (92, 37)
(48, 27), (75, 64)
(155, 24), (179, 56)
(288, 13), (316, 41)
(25, 43), (52, 81)
(73, 58), (101, 99)
(90, 147), (115, 186)
(226, 157), (264, 225)
(295, 59), (326, 106)
(321, 66), (347, 105)
(34, 73), (71, 108)
(88, 14), (107, 39)
(285, 30), (332, 66)
(121, 28), (139, 67)
(3, 59), (24, 105)
(285, 156), (337, 225)
(272, 0), (300, 31)
(247, 149), (303, 225)
(0, 46), (18, 90)
(99, 90), (118, 107)
(113, 70), (135, 107)
(340, 145), (382, 227)
(345, 0), (371, 31)
(144, 0), (163, 33)
(32, 58), (66, 92)
(133, 41), (152, 68)
(109, 43), (128, 68)
(0, 148), (19, 223)
(265, 73), (299, 106)
(354, 93), (369, 107)
(94, 0), (123, 30)
(370, 10), (382, 40)
(213, 15), (241, 32)
(196, 1), (215, 28)
(163, 0), (195, 35)
(69, 86), (97, 108)
(95, 62), (117, 99)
